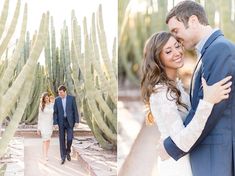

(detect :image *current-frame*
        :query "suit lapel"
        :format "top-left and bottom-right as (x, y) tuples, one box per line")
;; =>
(189, 30), (224, 106)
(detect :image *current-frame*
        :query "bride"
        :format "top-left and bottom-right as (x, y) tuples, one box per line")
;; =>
(141, 31), (232, 176)
(37, 92), (54, 163)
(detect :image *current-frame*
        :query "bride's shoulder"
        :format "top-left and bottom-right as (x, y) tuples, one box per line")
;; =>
(150, 83), (168, 100)
(153, 83), (168, 93)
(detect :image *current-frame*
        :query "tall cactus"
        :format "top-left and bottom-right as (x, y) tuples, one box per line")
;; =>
(63, 22), (75, 95)
(45, 18), (77, 95)
(71, 5), (117, 149)
(21, 64), (46, 124)
(44, 16), (60, 94)
(0, 0), (49, 157)
(0, 0), (21, 59)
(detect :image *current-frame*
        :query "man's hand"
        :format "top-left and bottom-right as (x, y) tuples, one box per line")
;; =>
(157, 139), (170, 161)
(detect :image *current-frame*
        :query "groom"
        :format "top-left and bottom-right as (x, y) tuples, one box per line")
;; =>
(53, 85), (79, 164)
(161, 1), (235, 176)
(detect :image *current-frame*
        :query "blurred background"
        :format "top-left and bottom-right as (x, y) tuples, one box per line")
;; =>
(118, 0), (235, 175)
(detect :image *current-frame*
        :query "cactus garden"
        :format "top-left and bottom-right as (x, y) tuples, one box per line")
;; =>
(0, 0), (117, 175)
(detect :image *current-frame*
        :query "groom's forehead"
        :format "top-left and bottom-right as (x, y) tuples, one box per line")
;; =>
(168, 17), (183, 26)
(168, 17), (184, 30)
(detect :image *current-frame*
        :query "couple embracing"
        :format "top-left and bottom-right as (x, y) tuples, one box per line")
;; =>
(141, 1), (235, 176)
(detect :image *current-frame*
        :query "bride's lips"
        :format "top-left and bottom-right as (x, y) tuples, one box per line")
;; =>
(174, 57), (183, 63)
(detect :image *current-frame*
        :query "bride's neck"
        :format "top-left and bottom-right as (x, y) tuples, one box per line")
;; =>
(166, 69), (178, 82)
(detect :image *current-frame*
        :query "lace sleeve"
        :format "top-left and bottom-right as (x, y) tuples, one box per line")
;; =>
(150, 86), (213, 152)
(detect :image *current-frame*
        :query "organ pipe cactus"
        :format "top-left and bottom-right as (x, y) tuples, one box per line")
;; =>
(21, 64), (46, 124)
(0, 0), (49, 157)
(71, 5), (117, 149)
(62, 22), (75, 95)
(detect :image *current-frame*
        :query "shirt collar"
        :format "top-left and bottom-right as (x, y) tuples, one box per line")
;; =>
(195, 28), (219, 58)
(61, 95), (67, 100)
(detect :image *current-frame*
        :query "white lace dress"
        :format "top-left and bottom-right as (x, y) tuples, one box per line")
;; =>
(37, 103), (54, 141)
(150, 80), (214, 176)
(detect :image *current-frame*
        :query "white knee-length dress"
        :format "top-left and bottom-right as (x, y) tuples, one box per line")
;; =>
(37, 103), (54, 141)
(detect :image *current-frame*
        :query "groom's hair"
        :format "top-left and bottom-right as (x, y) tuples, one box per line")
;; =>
(166, 0), (209, 27)
(58, 85), (67, 92)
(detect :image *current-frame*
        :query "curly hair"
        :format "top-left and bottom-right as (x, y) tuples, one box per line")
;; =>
(141, 32), (188, 125)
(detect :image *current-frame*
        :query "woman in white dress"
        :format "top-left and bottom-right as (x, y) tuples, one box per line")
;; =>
(140, 32), (232, 176)
(37, 92), (54, 162)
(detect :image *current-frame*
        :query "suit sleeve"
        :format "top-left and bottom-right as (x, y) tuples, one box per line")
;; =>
(72, 96), (79, 123)
(53, 100), (58, 125)
(164, 43), (235, 160)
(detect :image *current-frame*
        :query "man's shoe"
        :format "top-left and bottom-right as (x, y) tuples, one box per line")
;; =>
(61, 159), (65, 165)
(67, 154), (71, 161)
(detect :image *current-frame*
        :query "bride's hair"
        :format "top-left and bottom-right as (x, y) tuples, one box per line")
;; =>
(40, 92), (49, 112)
(141, 31), (188, 125)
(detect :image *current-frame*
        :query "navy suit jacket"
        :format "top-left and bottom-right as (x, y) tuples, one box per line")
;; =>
(164, 30), (235, 175)
(53, 95), (79, 128)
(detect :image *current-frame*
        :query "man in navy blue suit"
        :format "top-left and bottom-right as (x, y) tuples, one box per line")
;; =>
(159, 1), (235, 175)
(53, 85), (79, 164)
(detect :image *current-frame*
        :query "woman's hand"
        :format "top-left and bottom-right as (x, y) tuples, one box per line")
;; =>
(157, 138), (170, 161)
(202, 76), (232, 104)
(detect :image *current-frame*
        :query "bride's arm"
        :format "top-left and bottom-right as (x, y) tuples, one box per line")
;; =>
(150, 87), (213, 153)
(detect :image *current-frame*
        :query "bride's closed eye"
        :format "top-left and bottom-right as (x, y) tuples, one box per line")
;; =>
(164, 48), (173, 54)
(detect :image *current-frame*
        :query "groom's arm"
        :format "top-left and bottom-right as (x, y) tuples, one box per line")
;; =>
(53, 99), (58, 125)
(164, 43), (234, 161)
